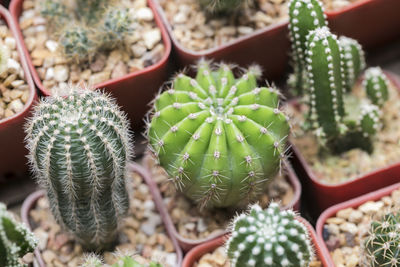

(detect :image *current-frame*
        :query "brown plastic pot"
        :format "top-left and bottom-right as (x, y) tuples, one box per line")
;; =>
(143, 157), (302, 252)
(9, 0), (172, 131)
(182, 217), (332, 267)
(316, 181), (400, 266)
(153, 0), (400, 81)
(290, 72), (400, 215)
(20, 162), (183, 267)
(0, 4), (37, 176)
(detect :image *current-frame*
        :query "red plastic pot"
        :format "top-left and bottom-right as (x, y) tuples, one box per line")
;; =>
(143, 157), (302, 252)
(20, 162), (183, 267)
(9, 0), (172, 131)
(153, 0), (400, 81)
(290, 72), (400, 215)
(182, 217), (331, 267)
(0, 5), (37, 176)
(316, 181), (400, 266)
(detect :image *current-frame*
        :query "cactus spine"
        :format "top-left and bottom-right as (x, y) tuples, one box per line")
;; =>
(0, 203), (37, 267)
(148, 61), (290, 208)
(363, 212), (400, 267)
(25, 86), (133, 251)
(363, 67), (389, 107)
(288, 0), (327, 95)
(226, 203), (313, 267)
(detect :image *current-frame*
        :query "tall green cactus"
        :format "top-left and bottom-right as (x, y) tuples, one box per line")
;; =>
(363, 67), (389, 107)
(148, 61), (290, 208)
(0, 203), (37, 267)
(25, 87), (133, 251)
(288, 0), (327, 95)
(226, 203), (313, 267)
(363, 212), (400, 267)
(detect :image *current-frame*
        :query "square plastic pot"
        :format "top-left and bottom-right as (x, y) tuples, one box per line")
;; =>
(316, 181), (400, 266)
(290, 72), (400, 215)
(9, 0), (172, 131)
(182, 217), (331, 267)
(142, 157), (302, 252)
(0, 5), (37, 176)
(21, 162), (183, 267)
(153, 0), (400, 81)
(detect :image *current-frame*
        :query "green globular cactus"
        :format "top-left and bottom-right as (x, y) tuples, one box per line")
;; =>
(40, 0), (69, 27)
(339, 36), (366, 92)
(288, 0), (327, 95)
(0, 203), (37, 267)
(59, 25), (97, 63)
(226, 203), (313, 267)
(363, 212), (400, 267)
(25, 87), (133, 251)
(198, 0), (254, 14)
(363, 67), (389, 107)
(148, 61), (290, 208)
(0, 44), (10, 75)
(77, 0), (109, 25)
(100, 8), (133, 49)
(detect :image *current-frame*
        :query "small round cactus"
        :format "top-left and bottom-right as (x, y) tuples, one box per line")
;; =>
(100, 8), (133, 49)
(59, 25), (97, 62)
(148, 61), (290, 208)
(0, 203), (37, 267)
(25, 86), (133, 251)
(226, 203), (314, 267)
(363, 212), (400, 267)
(40, 0), (69, 27)
(363, 67), (390, 107)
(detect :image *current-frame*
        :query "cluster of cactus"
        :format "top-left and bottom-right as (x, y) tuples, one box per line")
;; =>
(288, 0), (390, 153)
(41, 0), (133, 62)
(226, 202), (314, 267)
(82, 254), (163, 267)
(362, 212), (400, 267)
(198, 0), (255, 14)
(25, 86), (133, 251)
(0, 203), (37, 267)
(147, 61), (290, 209)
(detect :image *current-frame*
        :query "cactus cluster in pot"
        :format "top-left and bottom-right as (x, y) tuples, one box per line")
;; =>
(288, 0), (390, 154)
(147, 60), (291, 209)
(25, 86), (133, 251)
(40, 0), (133, 63)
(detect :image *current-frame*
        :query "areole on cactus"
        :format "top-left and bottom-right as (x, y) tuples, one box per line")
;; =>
(147, 60), (290, 209)
(25, 86), (133, 251)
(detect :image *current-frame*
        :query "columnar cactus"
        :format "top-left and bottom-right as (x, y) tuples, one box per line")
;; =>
(363, 212), (400, 267)
(25, 86), (133, 251)
(148, 61), (290, 208)
(363, 67), (389, 107)
(0, 203), (37, 267)
(198, 0), (254, 14)
(339, 36), (366, 92)
(288, 0), (327, 95)
(59, 26), (97, 63)
(226, 203), (314, 267)
(0, 44), (10, 75)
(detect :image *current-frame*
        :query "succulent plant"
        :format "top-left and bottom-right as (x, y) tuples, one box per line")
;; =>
(100, 8), (133, 49)
(288, 0), (327, 95)
(226, 203), (314, 267)
(0, 44), (10, 75)
(198, 0), (254, 14)
(25, 86), (133, 251)
(40, 0), (70, 26)
(147, 61), (290, 208)
(363, 212), (400, 267)
(363, 67), (389, 107)
(339, 36), (366, 92)
(81, 255), (163, 267)
(0, 203), (37, 267)
(77, 0), (109, 25)
(59, 25), (97, 62)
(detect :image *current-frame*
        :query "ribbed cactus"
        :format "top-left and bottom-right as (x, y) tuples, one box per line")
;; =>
(339, 36), (366, 92)
(0, 203), (37, 267)
(148, 61), (290, 208)
(288, 0), (327, 95)
(59, 25), (97, 63)
(0, 44), (10, 74)
(226, 203), (313, 267)
(363, 67), (389, 107)
(363, 212), (400, 267)
(25, 86), (133, 251)
(100, 8), (132, 49)
(81, 255), (163, 267)
(198, 0), (254, 14)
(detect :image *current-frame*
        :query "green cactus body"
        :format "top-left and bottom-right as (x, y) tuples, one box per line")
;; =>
(288, 0), (327, 95)
(77, 0), (108, 25)
(363, 67), (389, 107)
(148, 61), (290, 208)
(100, 8), (132, 49)
(40, 0), (69, 26)
(226, 203), (313, 267)
(198, 0), (247, 14)
(305, 26), (346, 139)
(59, 25), (97, 63)
(339, 36), (366, 92)
(363, 212), (400, 267)
(0, 44), (10, 75)
(25, 87), (133, 251)
(81, 255), (163, 267)
(0, 203), (37, 267)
